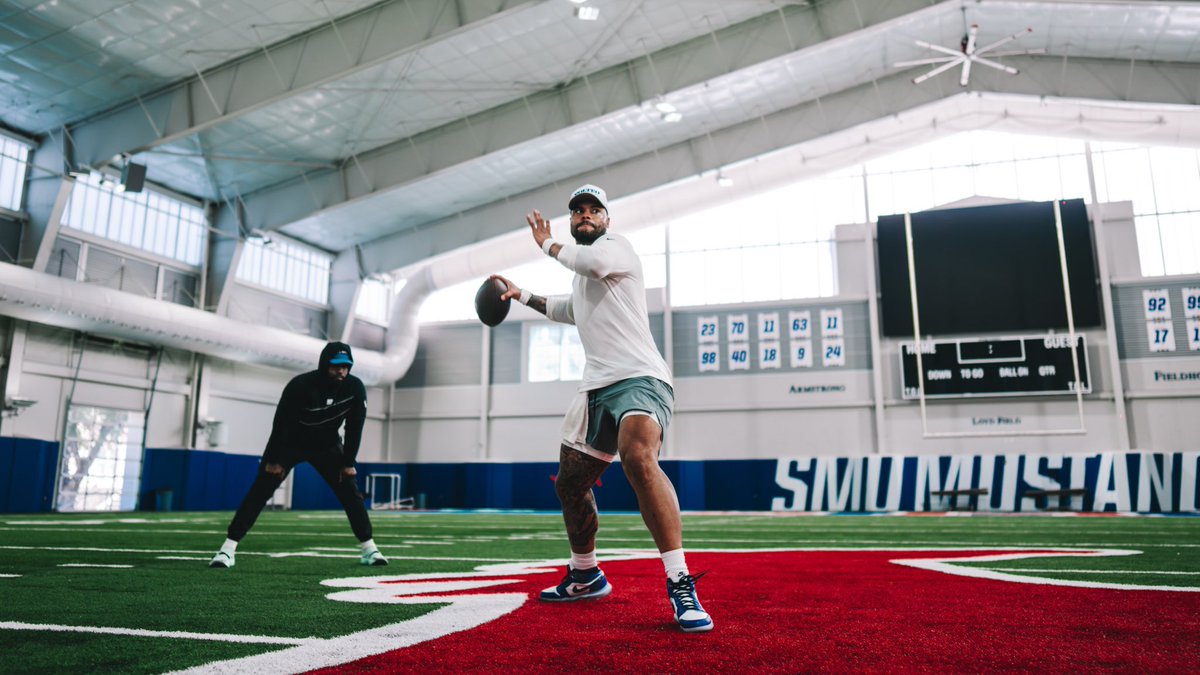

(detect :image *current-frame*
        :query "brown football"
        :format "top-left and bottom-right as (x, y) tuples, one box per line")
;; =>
(474, 277), (511, 327)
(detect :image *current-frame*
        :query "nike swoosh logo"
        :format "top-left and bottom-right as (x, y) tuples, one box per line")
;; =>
(568, 583), (596, 594)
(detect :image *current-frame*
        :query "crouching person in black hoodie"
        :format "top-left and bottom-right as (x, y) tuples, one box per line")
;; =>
(209, 341), (387, 568)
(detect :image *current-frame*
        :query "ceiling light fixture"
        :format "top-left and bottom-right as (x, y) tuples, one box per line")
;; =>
(574, 6), (599, 20)
(716, 171), (733, 188)
(894, 24), (1040, 87)
(654, 99), (677, 114)
(661, 111), (682, 123)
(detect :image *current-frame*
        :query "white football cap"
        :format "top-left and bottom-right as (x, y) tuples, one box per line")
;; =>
(568, 184), (609, 212)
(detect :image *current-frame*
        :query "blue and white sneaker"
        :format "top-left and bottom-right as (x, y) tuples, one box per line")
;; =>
(667, 573), (713, 632)
(539, 566), (612, 602)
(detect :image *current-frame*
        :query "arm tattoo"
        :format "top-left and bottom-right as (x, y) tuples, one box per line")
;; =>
(528, 294), (548, 316)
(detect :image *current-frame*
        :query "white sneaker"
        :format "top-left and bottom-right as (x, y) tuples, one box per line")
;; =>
(209, 550), (235, 568)
(360, 549), (388, 566)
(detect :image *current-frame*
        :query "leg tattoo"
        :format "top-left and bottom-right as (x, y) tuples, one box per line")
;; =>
(555, 446), (608, 553)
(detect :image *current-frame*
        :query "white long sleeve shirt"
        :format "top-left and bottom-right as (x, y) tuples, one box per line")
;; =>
(544, 232), (673, 392)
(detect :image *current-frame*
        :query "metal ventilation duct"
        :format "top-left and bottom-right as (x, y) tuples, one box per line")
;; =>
(0, 262), (427, 386)
(0, 228), (531, 385)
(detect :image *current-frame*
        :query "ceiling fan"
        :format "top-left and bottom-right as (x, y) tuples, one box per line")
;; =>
(895, 24), (1042, 86)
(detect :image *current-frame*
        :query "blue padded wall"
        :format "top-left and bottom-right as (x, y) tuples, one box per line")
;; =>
(141, 448), (257, 511)
(14, 447), (1181, 515)
(510, 462), (560, 510)
(0, 437), (58, 513)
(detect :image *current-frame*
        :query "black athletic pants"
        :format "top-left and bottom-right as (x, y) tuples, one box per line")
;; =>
(227, 449), (372, 542)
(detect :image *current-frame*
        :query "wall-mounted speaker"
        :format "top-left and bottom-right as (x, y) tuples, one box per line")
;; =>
(121, 162), (147, 193)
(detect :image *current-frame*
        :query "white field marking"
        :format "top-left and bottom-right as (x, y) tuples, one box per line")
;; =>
(987, 567), (1200, 575)
(2, 518), (193, 526)
(0, 526), (557, 543)
(166, 552), (664, 675)
(0, 621), (313, 645)
(684, 522), (1200, 535)
(2, 545), (221, 554)
(307, 547), (413, 552)
(591, 535), (1200, 548)
(891, 549), (1200, 592)
(0, 574), (21, 578)
(1, 545), (531, 563)
(0, 528), (228, 536)
(158, 556), (210, 561)
(58, 563), (134, 568)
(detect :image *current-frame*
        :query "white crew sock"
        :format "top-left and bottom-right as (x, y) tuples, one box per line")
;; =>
(220, 538), (238, 553)
(661, 548), (689, 582)
(360, 539), (378, 552)
(570, 550), (598, 571)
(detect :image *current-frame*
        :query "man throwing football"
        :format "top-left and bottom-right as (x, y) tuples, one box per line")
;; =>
(491, 184), (712, 633)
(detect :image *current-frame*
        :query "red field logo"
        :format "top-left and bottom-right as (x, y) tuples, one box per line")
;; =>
(179, 550), (1199, 674)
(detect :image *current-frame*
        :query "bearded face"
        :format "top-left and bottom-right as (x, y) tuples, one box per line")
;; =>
(569, 201), (609, 245)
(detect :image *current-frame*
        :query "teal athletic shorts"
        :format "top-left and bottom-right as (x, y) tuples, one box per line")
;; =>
(585, 376), (674, 456)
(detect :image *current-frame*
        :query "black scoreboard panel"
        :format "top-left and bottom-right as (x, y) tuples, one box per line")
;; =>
(900, 335), (1091, 399)
(877, 199), (1102, 337)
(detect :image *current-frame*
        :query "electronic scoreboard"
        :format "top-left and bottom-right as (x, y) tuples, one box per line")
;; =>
(899, 334), (1091, 399)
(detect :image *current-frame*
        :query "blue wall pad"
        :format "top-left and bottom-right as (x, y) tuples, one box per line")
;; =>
(141, 447), (258, 511)
(0, 437), (59, 513)
(115, 448), (1200, 514)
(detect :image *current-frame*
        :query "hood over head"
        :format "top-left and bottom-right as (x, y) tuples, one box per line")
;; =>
(320, 341), (354, 371)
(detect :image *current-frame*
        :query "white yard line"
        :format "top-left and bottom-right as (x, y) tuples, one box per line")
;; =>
(58, 564), (134, 568)
(892, 550), (1200, 592)
(0, 545), (535, 563)
(986, 567), (1200, 575)
(0, 621), (314, 645)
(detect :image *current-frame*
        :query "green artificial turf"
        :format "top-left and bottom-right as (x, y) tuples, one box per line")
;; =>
(0, 510), (1196, 673)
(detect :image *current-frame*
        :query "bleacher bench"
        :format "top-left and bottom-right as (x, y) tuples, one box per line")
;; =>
(930, 488), (989, 511)
(1024, 488), (1088, 511)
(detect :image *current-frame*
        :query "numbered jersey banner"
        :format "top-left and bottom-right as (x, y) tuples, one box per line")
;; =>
(728, 342), (751, 371)
(790, 339), (813, 368)
(821, 338), (846, 366)
(1184, 288), (1200, 319)
(1146, 321), (1176, 352)
(758, 312), (780, 341)
(1188, 319), (1200, 351)
(759, 341), (782, 369)
(697, 316), (719, 343)
(698, 344), (720, 372)
(789, 310), (812, 339)
(1143, 289), (1171, 320)
(727, 314), (749, 342)
(821, 308), (844, 337)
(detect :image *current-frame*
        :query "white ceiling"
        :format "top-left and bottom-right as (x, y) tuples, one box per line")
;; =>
(2, 0), (1198, 274)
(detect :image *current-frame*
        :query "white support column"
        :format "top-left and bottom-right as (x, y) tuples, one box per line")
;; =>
(1085, 143), (1131, 450)
(861, 169), (887, 454)
(479, 324), (492, 460)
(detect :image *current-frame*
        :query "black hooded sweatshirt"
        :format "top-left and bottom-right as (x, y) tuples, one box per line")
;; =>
(262, 341), (368, 468)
